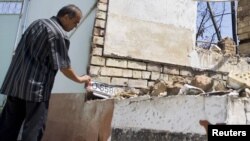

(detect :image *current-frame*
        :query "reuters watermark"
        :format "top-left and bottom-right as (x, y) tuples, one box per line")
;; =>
(208, 125), (250, 141)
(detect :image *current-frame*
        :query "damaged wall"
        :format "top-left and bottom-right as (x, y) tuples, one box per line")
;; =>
(237, 0), (250, 56)
(90, 0), (230, 91)
(90, 0), (250, 93)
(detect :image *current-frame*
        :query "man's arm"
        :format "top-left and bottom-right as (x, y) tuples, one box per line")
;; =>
(60, 67), (91, 83)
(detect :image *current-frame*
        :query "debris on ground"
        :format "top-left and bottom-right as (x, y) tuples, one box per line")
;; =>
(86, 71), (250, 100)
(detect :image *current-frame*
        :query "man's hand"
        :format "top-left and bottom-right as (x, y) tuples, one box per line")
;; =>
(79, 75), (91, 83)
(60, 67), (91, 83)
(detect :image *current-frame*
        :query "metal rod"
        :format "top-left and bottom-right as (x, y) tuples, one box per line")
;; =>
(213, 12), (231, 17)
(207, 2), (222, 41)
(231, 1), (237, 45)
(196, 40), (217, 44)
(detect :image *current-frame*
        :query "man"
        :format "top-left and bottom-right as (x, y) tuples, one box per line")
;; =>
(0, 4), (91, 141)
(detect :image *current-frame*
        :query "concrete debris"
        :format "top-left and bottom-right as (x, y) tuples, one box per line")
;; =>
(166, 83), (183, 96)
(112, 86), (139, 100)
(227, 71), (250, 89)
(150, 79), (167, 96)
(190, 75), (213, 92)
(87, 72), (250, 100)
(138, 88), (150, 96)
(113, 91), (138, 100)
(214, 80), (227, 91)
(171, 76), (188, 85)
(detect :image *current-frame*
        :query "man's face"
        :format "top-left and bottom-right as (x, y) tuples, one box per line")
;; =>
(62, 11), (82, 32)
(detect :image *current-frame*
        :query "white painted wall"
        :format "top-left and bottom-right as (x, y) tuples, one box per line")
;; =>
(226, 97), (250, 124)
(17, 0), (97, 93)
(104, 0), (197, 66)
(112, 95), (250, 134)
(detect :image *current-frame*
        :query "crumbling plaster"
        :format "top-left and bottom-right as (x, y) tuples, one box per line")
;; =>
(190, 50), (250, 72)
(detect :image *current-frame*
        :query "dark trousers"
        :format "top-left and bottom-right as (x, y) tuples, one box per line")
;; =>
(0, 96), (49, 141)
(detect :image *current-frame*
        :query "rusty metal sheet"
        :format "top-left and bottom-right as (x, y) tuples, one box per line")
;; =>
(42, 93), (114, 141)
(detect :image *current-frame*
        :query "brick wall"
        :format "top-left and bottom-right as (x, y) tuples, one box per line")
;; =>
(237, 0), (250, 56)
(88, 0), (227, 91)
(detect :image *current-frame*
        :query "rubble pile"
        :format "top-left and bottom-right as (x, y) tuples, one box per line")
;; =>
(86, 71), (250, 100)
(111, 72), (250, 99)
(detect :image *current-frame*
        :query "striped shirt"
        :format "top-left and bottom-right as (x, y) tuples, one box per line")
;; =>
(0, 16), (71, 102)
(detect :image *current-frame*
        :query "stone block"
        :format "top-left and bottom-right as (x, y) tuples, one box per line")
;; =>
(151, 72), (161, 80)
(238, 21), (249, 29)
(128, 61), (146, 70)
(93, 28), (105, 36)
(238, 25), (250, 35)
(163, 66), (180, 75)
(93, 36), (104, 45)
(92, 47), (103, 56)
(96, 11), (106, 20)
(180, 68), (193, 77)
(148, 81), (155, 87)
(93, 76), (111, 84)
(239, 42), (250, 57)
(97, 3), (107, 11)
(89, 65), (101, 75)
(90, 56), (105, 66)
(95, 19), (105, 28)
(106, 58), (127, 68)
(132, 70), (142, 79)
(100, 67), (123, 77)
(147, 63), (162, 72)
(142, 71), (151, 79)
(122, 69), (133, 77)
(128, 79), (148, 88)
(111, 78), (128, 86)
(160, 74), (168, 82)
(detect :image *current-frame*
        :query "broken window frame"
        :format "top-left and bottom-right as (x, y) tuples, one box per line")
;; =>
(196, 1), (238, 49)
